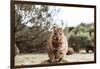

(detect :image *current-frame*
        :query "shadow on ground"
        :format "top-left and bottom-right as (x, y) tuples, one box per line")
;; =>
(40, 59), (68, 64)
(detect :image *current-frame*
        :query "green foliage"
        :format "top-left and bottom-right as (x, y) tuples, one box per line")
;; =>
(64, 23), (94, 53)
(15, 4), (58, 53)
(15, 4), (95, 53)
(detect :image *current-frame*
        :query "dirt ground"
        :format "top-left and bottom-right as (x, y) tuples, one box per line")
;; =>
(15, 53), (94, 66)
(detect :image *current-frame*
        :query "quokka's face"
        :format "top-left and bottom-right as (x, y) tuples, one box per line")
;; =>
(52, 27), (64, 44)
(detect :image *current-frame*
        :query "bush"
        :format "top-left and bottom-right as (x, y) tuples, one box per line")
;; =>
(67, 47), (74, 55)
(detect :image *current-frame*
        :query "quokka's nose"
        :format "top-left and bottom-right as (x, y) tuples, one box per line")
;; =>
(56, 38), (61, 41)
(56, 38), (58, 40)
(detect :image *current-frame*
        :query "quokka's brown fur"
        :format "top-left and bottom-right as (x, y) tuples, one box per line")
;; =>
(48, 26), (68, 63)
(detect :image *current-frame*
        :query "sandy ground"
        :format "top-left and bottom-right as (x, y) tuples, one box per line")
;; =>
(15, 53), (94, 66)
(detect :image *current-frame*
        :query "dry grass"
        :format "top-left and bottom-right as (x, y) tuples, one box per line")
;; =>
(15, 53), (94, 66)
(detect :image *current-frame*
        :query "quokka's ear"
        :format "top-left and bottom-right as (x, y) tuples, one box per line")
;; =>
(53, 26), (56, 29)
(52, 25), (57, 30)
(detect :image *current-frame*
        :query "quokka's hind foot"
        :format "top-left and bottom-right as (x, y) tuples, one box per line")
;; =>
(55, 58), (68, 63)
(48, 59), (55, 64)
(48, 59), (59, 64)
(49, 59), (63, 64)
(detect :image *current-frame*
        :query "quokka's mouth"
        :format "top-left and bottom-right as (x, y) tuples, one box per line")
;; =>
(52, 39), (63, 43)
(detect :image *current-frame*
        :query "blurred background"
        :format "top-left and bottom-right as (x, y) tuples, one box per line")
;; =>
(14, 3), (95, 65)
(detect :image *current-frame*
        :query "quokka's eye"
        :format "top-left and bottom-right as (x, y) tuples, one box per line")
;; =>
(54, 33), (56, 35)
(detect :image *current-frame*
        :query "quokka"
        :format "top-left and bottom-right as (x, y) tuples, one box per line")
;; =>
(48, 26), (68, 63)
